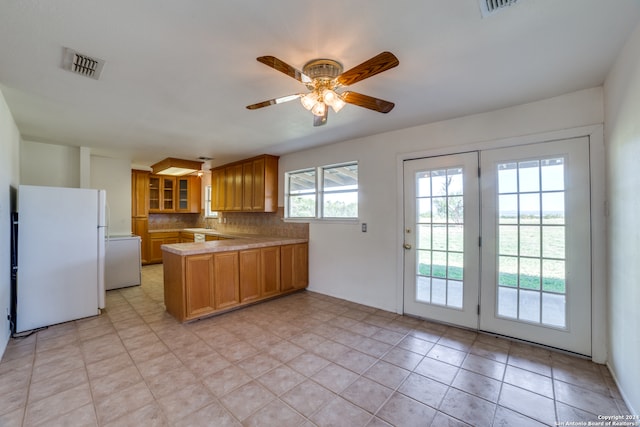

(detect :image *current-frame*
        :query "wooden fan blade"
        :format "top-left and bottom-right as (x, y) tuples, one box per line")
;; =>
(313, 107), (328, 127)
(256, 56), (311, 83)
(336, 51), (399, 87)
(246, 94), (301, 110)
(342, 91), (395, 113)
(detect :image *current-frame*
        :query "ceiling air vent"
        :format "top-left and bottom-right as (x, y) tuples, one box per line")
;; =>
(62, 47), (105, 80)
(479, 0), (520, 17)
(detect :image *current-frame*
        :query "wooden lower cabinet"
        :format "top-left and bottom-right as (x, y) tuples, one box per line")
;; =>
(238, 246), (281, 303)
(214, 252), (240, 310)
(261, 246), (281, 297)
(132, 218), (149, 264)
(239, 249), (261, 303)
(185, 254), (215, 318)
(180, 232), (195, 243)
(149, 232), (180, 263)
(281, 243), (309, 292)
(163, 242), (307, 322)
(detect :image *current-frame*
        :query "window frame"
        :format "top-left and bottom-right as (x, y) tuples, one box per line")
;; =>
(204, 185), (218, 218)
(285, 161), (359, 221)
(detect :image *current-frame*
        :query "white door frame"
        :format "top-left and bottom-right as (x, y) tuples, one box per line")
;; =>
(395, 125), (607, 362)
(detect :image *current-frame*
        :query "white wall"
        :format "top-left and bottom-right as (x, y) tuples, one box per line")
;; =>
(604, 21), (640, 415)
(20, 140), (80, 187)
(90, 155), (132, 236)
(19, 140), (132, 237)
(279, 87), (604, 313)
(0, 88), (21, 356)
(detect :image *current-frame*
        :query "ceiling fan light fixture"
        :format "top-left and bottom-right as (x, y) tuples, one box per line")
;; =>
(329, 96), (346, 113)
(311, 101), (327, 117)
(323, 88), (345, 113)
(322, 88), (338, 104)
(300, 92), (318, 110)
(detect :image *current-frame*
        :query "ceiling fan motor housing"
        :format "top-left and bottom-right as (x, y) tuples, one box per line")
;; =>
(303, 59), (343, 89)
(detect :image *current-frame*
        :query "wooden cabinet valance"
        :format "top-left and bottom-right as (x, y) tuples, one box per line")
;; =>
(210, 154), (278, 213)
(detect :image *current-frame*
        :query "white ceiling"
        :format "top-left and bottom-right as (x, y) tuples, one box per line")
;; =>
(1, 0), (639, 168)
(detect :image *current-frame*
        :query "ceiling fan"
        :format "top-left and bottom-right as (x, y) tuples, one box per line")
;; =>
(246, 51), (399, 126)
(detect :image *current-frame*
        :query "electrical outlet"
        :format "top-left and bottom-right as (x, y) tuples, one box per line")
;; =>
(361, 223), (367, 232)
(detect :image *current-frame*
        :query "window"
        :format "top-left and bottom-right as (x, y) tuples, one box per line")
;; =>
(286, 162), (358, 219)
(287, 169), (317, 218)
(204, 185), (218, 218)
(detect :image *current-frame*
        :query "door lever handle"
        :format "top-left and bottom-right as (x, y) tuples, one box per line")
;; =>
(403, 243), (412, 250)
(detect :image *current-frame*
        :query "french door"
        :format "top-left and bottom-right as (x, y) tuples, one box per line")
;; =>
(403, 152), (480, 329)
(403, 137), (592, 355)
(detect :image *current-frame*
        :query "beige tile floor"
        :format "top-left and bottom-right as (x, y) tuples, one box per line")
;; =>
(0, 265), (631, 426)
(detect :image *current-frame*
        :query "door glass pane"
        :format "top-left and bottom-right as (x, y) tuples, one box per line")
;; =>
(417, 171), (432, 197)
(499, 195), (518, 223)
(499, 226), (518, 256)
(414, 166), (466, 309)
(541, 159), (564, 191)
(519, 226), (540, 257)
(496, 158), (566, 328)
(447, 281), (463, 308)
(498, 163), (518, 193)
(448, 225), (463, 252)
(542, 192), (565, 225)
(518, 160), (540, 192)
(417, 225), (431, 250)
(416, 276), (431, 302)
(418, 250), (431, 276)
(432, 197), (447, 222)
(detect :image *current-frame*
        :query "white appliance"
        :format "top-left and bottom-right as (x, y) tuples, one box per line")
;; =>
(105, 235), (141, 290)
(15, 185), (106, 333)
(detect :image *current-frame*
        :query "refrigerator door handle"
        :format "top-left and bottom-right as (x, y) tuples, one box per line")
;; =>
(97, 190), (107, 309)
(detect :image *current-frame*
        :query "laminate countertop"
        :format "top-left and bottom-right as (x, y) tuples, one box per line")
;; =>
(160, 230), (307, 256)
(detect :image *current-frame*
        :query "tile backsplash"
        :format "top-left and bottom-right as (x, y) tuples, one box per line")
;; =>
(201, 208), (308, 238)
(149, 208), (308, 239)
(148, 213), (200, 230)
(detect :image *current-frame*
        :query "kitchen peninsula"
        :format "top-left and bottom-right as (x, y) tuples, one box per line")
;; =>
(162, 230), (308, 322)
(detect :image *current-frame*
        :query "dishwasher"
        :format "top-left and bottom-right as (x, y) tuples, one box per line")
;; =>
(105, 235), (142, 290)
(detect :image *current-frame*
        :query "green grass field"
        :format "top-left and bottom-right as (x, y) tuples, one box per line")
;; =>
(417, 216), (566, 294)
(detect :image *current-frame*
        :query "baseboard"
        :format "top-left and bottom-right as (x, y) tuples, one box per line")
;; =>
(606, 361), (638, 416)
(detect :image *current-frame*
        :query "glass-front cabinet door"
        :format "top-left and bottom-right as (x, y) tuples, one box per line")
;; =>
(149, 176), (176, 213)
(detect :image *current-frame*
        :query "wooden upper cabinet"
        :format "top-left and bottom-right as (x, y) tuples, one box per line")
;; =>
(210, 168), (225, 212)
(148, 174), (200, 213)
(149, 176), (176, 213)
(131, 170), (150, 218)
(211, 154), (279, 213)
(176, 176), (201, 213)
(242, 162), (254, 211)
(224, 164), (243, 211)
(162, 177), (175, 211)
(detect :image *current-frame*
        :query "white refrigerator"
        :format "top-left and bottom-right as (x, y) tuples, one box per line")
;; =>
(15, 185), (106, 333)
